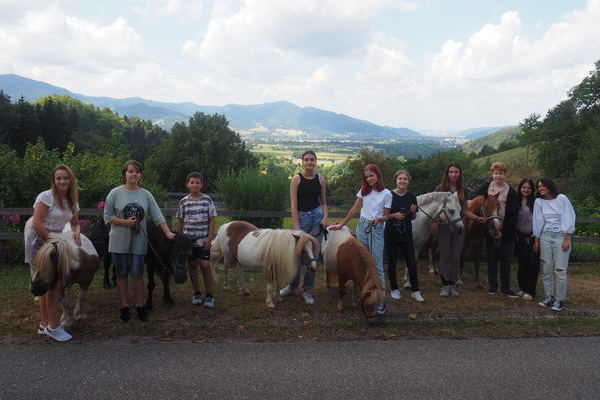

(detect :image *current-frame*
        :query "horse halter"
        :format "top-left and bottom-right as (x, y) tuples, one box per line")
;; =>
(478, 202), (500, 224)
(418, 196), (462, 227)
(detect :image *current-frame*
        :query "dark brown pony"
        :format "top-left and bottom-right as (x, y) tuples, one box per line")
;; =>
(322, 225), (383, 324)
(462, 194), (501, 286)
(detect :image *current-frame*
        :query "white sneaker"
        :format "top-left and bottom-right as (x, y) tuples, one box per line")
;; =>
(45, 325), (72, 342)
(279, 285), (293, 297)
(302, 292), (315, 305)
(390, 289), (402, 300)
(411, 291), (425, 302)
(37, 324), (47, 335)
(521, 293), (533, 300)
(516, 290), (525, 297)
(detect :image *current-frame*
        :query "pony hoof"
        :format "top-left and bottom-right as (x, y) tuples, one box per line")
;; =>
(103, 282), (112, 289)
(266, 306), (275, 312)
(75, 313), (88, 321)
(242, 290), (250, 296)
(403, 283), (412, 289)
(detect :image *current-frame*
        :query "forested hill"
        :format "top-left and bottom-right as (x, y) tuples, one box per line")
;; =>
(0, 74), (421, 139)
(462, 126), (521, 154)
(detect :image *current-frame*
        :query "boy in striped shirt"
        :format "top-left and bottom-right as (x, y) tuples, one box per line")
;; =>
(176, 172), (217, 308)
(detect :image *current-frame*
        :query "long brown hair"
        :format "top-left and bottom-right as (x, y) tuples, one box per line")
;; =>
(51, 164), (79, 214)
(440, 163), (465, 203)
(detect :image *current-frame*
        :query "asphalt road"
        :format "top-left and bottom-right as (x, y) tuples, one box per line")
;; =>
(2, 337), (599, 399)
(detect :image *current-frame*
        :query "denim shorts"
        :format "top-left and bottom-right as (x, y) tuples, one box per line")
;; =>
(298, 206), (323, 237)
(113, 253), (145, 278)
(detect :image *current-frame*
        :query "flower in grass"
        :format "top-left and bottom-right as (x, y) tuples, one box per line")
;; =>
(97, 201), (106, 210)
(79, 219), (91, 231)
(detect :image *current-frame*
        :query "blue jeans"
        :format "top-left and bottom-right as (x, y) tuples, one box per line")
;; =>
(356, 217), (385, 292)
(540, 231), (571, 301)
(290, 206), (323, 292)
(113, 253), (145, 278)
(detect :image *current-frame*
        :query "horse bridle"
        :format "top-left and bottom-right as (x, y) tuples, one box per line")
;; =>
(478, 202), (500, 224)
(418, 196), (463, 227)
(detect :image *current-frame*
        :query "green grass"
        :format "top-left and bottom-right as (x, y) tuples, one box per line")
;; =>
(2, 260), (600, 341)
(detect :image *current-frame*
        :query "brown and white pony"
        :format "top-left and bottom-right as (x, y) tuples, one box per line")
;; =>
(211, 221), (320, 311)
(462, 193), (501, 286)
(30, 232), (100, 328)
(322, 225), (383, 324)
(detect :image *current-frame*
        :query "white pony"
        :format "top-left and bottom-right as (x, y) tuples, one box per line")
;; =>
(211, 221), (320, 310)
(402, 191), (465, 288)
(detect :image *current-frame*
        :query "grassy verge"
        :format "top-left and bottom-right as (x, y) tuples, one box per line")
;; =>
(2, 261), (600, 342)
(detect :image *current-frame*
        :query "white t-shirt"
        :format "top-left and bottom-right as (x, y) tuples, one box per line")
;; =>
(357, 188), (392, 220)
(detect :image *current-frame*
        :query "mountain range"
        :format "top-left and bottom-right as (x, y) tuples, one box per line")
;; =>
(0, 74), (422, 139)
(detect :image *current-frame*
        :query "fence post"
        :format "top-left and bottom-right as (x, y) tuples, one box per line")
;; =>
(0, 200), (5, 265)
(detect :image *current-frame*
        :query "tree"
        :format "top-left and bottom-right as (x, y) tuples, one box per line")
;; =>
(145, 112), (257, 192)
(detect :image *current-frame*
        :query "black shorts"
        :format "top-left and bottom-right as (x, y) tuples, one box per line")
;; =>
(190, 247), (210, 261)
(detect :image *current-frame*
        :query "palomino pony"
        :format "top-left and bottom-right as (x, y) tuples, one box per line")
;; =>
(322, 225), (383, 324)
(462, 194), (501, 286)
(211, 221), (320, 310)
(30, 232), (100, 328)
(402, 191), (465, 288)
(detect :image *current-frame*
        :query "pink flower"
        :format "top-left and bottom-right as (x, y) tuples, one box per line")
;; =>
(3, 245), (11, 251)
(97, 201), (106, 210)
(79, 219), (91, 231)
(6, 215), (21, 225)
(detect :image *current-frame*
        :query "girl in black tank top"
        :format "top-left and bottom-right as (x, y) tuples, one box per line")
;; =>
(297, 172), (321, 211)
(281, 150), (328, 305)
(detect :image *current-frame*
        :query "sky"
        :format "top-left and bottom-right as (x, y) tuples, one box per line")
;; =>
(1, 0), (599, 132)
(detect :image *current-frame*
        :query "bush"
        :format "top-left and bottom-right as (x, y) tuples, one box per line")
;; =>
(215, 169), (289, 228)
(571, 243), (600, 262)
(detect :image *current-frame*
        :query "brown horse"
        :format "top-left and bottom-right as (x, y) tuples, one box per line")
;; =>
(322, 225), (383, 324)
(462, 194), (501, 286)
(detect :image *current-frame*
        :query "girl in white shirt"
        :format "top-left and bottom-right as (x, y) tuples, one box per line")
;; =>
(330, 164), (391, 314)
(532, 177), (576, 312)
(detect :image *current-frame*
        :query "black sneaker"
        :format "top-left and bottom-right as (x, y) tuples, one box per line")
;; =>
(502, 289), (519, 298)
(487, 288), (497, 295)
(136, 305), (149, 321)
(538, 296), (554, 308)
(551, 300), (565, 311)
(120, 307), (130, 322)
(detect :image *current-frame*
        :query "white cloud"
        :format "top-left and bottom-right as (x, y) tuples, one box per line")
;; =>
(128, 0), (204, 22)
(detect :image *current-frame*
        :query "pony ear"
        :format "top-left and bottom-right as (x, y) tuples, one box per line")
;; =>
(292, 232), (302, 241)
(494, 192), (500, 198)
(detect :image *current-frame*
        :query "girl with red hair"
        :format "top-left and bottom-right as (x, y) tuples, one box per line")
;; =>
(330, 164), (392, 314)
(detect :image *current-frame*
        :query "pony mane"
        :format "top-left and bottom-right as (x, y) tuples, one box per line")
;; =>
(350, 237), (383, 308)
(257, 229), (298, 289)
(294, 232), (320, 263)
(416, 191), (449, 206)
(32, 233), (71, 283)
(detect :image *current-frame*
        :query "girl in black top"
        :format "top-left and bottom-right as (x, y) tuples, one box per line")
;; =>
(515, 178), (540, 299)
(280, 150), (328, 305)
(385, 170), (424, 302)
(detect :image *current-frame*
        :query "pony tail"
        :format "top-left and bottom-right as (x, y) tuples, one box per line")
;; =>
(210, 227), (223, 263)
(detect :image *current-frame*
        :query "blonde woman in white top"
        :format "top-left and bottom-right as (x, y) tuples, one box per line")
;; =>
(533, 177), (576, 312)
(24, 164), (81, 341)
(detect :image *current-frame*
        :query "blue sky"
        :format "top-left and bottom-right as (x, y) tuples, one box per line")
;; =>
(1, 0), (597, 132)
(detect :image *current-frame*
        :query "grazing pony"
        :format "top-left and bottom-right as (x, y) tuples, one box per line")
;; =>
(462, 194), (501, 286)
(145, 222), (192, 309)
(402, 191), (465, 288)
(322, 225), (383, 324)
(30, 232), (100, 328)
(211, 221), (320, 310)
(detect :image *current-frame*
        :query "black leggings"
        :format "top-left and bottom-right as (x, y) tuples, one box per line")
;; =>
(516, 232), (540, 296)
(386, 239), (419, 291)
